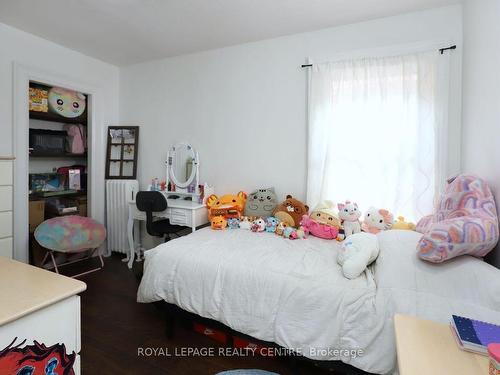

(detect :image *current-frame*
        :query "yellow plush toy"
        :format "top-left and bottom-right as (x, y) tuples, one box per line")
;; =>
(211, 215), (227, 230)
(391, 216), (416, 231)
(206, 191), (247, 219)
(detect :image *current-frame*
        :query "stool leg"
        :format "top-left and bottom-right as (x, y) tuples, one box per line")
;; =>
(49, 251), (59, 274)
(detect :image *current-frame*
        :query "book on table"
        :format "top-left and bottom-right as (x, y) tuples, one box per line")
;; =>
(450, 315), (500, 355)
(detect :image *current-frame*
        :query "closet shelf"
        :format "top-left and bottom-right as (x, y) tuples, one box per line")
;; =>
(29, 110), (87, 125)
(29, 151), (87, 159)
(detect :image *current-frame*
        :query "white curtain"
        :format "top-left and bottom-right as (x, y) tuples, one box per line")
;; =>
(306, 50), (450, 221)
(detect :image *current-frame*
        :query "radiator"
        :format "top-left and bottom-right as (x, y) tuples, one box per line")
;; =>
(105, 179), (139, 254)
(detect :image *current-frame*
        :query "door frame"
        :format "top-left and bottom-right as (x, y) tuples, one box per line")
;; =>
(12, 62), (106, 262)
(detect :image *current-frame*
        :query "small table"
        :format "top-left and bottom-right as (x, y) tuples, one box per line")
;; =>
(127, 197), (208, 269)
(394, 314), (489, 375)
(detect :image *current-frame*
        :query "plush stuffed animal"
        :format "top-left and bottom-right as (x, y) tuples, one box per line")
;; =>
(338, 201), (361, 237)
(227, 218), (240, 229)
(275, 222), (288, 236)
(206, 191), (247, 219)
(391, 216), (416, 231)
(251, 218), (266, 232)
(300, 215), (339, 240)
(283, 226), (297, 239)
(239, 216), (252, 230)
(48, 87), (86, 118)
(265, 217), (280, 233)
(301, 201), (341, 240)
(211, 215), (227, 230)
(337, 232), (380, 279)
(272, 195), (309, 227)
(361, 207), (393, 234)
(245, 188), (278, 218)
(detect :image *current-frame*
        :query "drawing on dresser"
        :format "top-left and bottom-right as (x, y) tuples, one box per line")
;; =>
(0, 338), (75, 375)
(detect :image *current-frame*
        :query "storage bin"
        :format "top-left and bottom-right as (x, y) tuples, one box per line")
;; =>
(29, 129), (66, 154)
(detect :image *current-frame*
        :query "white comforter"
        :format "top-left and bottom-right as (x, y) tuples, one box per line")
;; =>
(137, 228), (500, 374)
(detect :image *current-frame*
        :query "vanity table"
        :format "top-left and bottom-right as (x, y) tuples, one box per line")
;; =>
(126, 143), (208, 269)
(127, 197), (208, 268)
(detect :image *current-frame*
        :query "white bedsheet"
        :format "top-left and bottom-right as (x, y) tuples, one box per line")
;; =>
(137, 228), (500, 374)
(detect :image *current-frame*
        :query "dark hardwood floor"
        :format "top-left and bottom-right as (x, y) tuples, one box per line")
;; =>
(67, 253), (335, 375)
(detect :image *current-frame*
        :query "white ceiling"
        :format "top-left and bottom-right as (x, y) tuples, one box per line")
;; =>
(0, 0), (459, 66)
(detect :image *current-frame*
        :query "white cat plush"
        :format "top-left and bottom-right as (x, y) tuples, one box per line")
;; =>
(337, 232), (379, 279)
(338, 201), (361, 237)
(361, 207), (393, 234)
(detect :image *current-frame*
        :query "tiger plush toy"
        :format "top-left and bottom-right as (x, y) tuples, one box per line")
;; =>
(206, 191), (247, 219)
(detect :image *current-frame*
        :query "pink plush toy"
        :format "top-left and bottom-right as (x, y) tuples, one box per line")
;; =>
(361, 207), (393, 234)
(300, 215), (339, 240)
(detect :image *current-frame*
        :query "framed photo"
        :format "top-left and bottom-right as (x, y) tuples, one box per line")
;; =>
(105, 126), (139, 179)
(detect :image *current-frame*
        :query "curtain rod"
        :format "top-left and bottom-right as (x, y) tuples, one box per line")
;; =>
(300, 45), (457, 68)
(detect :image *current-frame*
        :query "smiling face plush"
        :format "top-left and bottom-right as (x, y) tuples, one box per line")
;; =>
(48, 86), (86, 118)
(272, 195), (309, 228)
(244, 187), (278, 218)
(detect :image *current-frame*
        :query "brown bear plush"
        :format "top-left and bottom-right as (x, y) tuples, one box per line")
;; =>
(272, 195), (309, 228)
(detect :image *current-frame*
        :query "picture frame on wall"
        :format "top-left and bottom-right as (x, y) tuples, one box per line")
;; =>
(105, 126), (139, 179)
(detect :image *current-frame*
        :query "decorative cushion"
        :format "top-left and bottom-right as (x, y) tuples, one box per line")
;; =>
(416, 175), (499, 263)
(35, 215), (106, 252)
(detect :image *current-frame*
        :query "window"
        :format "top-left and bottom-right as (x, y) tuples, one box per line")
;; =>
(307, 51), (450, 220)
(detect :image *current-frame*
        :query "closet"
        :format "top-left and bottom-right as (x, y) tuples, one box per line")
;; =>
(28, 82), (90, 265)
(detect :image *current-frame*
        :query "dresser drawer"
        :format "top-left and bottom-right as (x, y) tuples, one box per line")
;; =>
(0, 211), (12, 238)
(0, 186), (13, 211)
(0, 160), (13, 185)
(0, 237), (12, 258)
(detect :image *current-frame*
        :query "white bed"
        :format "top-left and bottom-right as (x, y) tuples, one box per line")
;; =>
(137, 228), (500, 374)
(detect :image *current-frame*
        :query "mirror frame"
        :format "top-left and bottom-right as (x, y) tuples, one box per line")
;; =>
(167, 142), (198, 189)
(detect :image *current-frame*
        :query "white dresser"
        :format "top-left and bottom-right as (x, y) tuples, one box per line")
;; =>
(0, 257), (86, 374)
(0, 157), (14, 259)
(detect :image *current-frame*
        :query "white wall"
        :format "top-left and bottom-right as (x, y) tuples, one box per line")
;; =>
(462, 0), (500, 267)
(120, 5), (463, 202)
(0, 22), (119, 260)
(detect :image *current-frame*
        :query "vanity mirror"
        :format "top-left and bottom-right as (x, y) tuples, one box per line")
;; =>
(166, 143), (199, 197)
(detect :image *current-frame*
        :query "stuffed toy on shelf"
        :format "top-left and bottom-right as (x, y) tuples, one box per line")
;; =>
(272, 195), (309, 228)
(361, 207), (393, 234)
(338, 201), (362, 237)
(337, 232), (380, 279)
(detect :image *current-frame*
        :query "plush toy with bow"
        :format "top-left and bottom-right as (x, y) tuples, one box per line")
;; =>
(361, 207), (393, 234)
(338, 201), (361, 237)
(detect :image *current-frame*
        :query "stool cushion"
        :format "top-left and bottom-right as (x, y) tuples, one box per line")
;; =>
(35, 215), (106, 252)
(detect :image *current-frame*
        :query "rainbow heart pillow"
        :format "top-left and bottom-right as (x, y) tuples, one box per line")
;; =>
(416, 175), (499, 263)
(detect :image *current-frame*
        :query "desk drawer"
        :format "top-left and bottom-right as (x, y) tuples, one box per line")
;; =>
(169, 208), (191, 226)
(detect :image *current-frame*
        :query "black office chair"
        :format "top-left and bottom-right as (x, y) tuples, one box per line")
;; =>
(135, 191), (186, 242)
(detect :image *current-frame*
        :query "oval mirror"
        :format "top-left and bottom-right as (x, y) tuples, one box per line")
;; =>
(169, 143), (197, 188)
